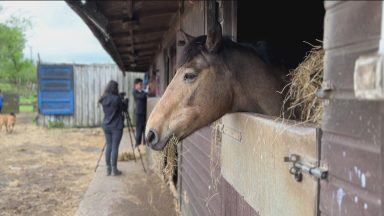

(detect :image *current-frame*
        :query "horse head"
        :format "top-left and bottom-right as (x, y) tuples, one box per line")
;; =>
(146, 24), (284, 150)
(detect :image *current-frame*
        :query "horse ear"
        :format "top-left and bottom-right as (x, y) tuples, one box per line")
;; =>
(206, 23), (222, 52)
(179, 29), (195, 43)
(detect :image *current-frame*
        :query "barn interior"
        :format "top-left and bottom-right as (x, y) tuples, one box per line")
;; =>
(237, 1), (325, 71)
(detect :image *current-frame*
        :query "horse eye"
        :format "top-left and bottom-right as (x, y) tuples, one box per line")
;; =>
(183, 73), (197, 82)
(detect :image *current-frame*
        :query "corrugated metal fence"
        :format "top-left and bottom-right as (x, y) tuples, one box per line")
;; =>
(37, 64), (143, 127)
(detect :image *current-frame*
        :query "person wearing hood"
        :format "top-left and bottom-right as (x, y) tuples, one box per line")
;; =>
(98, 80), (127, 176)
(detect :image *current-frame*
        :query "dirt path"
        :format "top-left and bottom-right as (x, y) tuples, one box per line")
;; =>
(0, 113), (104, 216)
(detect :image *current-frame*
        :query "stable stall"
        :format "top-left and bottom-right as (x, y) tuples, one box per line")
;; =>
(68, 1), (384, 215)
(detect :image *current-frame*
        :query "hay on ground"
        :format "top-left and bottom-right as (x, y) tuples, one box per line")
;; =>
(283, 43), (324, 124)
(118, 145), (146, 161)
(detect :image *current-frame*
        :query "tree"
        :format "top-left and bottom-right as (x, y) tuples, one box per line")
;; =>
(0, 11), (36, 86)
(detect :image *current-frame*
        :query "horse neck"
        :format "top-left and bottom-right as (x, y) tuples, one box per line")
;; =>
(227, 50), (284, 116)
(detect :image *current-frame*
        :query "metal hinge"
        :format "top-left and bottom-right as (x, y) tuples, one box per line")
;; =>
(284, 154), (328, 182)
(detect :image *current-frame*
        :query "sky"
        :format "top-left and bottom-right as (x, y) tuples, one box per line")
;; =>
(0, 1), (113, 64)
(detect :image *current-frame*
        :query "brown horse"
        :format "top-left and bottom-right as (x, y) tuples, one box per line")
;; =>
(146, 24), (285, 150)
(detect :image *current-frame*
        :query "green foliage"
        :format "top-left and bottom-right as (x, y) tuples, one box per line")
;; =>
(20, 95), (37, 104)
(19, 95), (36, 112)
(0, 82), (13, 92)
(0, 9), (36, 88)
(0, 82), (36, 97)
(19, 105), (34, 112)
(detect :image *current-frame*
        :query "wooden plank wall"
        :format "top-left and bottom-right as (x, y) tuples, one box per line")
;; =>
(320, 1), (383, 215)
(37, 64), (143, 127)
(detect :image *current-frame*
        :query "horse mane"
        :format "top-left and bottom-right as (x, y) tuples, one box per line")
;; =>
(178, 35), (271, 67)
(178, 35), (207, 67)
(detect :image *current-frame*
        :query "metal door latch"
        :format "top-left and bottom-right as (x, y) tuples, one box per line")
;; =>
(284, 154), (328, 182)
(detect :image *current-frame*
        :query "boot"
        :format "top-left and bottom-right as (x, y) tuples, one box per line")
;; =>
(112, 166), (122, 176)
(106, 166), (112, 176)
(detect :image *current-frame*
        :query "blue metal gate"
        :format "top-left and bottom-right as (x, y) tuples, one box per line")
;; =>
(38, 64), (74, 115)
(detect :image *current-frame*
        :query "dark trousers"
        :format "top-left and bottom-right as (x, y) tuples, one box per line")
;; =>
(103, 129), (123, 167)
(135, 114), (146, 146)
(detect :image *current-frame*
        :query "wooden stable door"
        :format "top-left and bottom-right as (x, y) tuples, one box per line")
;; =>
(220, 113), (321, 216)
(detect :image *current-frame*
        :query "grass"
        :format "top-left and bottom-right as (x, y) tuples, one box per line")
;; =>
(20, 95), (37, 104)
(20, 105), (34, 112)
(19, 95), (37, 112)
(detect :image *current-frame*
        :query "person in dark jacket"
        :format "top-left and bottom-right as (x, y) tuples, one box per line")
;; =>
(132, 78), (147, 147)
(98, 80), (127, 176)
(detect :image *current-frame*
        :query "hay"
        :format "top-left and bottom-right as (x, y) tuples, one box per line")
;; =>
(8, 180), (21, 187)
(118, 145), (146, 161)
(210, 121), (222, 192)
(163, 135), (179, 181)
(0, 113), (105, 215)
(152, 135), (179, 182)
(150, 135), (180, 216)
(283, 43), (324, 124)
(118, 151), (136, 161)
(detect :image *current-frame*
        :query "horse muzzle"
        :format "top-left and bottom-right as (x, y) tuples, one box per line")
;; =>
(145, 129), (167, 151)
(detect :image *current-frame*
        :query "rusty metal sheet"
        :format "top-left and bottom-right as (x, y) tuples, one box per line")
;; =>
(221, 113), (318, 216)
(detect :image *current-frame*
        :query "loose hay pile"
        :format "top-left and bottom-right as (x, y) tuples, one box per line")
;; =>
(118, 145), (146, 161)
(283, 44), (324, 124)
(118, 151), (136, 161)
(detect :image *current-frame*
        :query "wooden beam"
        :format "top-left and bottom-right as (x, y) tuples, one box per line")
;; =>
(124, 62), (150, 66)
(120, 47), (156, 54)
(123, 56), (153, 62)
(124, 62), (149, 68)
(122, 57), (154, 64)
(119, 38), (162, 47)
(111, 26), (169, 38)
(117, 42), (160, 52)
(109, 7), (178, 23)
(124, 66), (147, 71)
(127, 0), (135, 62)
(67, 1), (109, 38)
(123, 57), (151, 62)
(65, 0), (126, 73)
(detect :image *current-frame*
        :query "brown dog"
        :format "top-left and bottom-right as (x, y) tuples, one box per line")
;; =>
(0, 114), (7, 132)
(0, 113), (16, 133)
(6, 113), (16, 133)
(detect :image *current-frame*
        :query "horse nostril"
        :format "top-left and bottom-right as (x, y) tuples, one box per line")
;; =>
(146, 129), (159, 145)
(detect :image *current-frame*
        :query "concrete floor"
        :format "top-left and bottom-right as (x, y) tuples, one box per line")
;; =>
(75, 132), (177, 216)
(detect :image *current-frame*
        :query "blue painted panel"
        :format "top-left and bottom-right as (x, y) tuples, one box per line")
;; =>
(38, 64), (74, 115)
